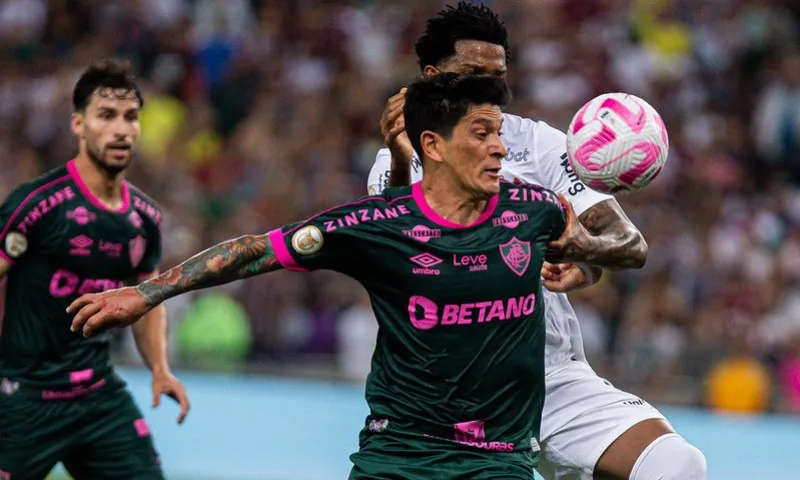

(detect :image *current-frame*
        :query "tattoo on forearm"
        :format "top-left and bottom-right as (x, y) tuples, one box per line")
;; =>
(577, 200), (647, 269)
(135, 235), (281, 307)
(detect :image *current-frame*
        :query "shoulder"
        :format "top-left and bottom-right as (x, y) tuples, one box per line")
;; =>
(3, 165), (71, 203)
(127, 183), (164, 227)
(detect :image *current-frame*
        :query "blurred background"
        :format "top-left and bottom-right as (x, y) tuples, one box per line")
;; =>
(1, 0), (800, 478)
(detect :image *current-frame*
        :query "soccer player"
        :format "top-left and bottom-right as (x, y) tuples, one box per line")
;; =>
(0, 59), (189, 480)
(69, 73), (578, 479)
(368, 3), (707, 480)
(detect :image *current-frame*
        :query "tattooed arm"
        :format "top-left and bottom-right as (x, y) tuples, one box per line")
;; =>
(549, 197), (647, 270)
(577, 199), (647, 269)
(67, 233), (282, 337)
(136, 234), (281, 308)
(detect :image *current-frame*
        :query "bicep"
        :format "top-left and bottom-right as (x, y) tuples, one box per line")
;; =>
(577, 198), (637, 235)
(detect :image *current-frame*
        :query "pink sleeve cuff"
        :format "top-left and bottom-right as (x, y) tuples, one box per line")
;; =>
(268, 229), (307, 272)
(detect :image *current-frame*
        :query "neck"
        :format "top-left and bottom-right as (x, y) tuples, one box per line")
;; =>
(420, 169), (489, 226)
(73, 153), (125, 209)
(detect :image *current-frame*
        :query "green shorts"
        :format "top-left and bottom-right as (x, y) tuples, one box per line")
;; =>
(348, 432), (536, 480)
(0, 378), (163, 480)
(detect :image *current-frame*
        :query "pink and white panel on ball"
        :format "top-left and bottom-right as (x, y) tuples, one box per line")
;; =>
(565, 92), (669, 194)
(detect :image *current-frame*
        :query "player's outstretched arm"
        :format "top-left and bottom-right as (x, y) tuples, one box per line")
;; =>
(548, 198), (647, 270)
(68, 233), (281, 336)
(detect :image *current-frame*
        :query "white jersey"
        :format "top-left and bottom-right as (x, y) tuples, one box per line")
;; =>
(367, 113), (612, 370)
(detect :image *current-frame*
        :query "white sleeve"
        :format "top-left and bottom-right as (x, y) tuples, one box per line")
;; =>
(534, 122), (613, 216)
(367, 148), (392, 195)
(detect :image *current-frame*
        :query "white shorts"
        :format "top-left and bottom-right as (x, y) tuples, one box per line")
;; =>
(537, 360), (669, 480)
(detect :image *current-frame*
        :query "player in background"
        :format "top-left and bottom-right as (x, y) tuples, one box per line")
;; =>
(0, 59), (189, 480)
(68, 73), (592, 479)
(368, 3), (706, 480)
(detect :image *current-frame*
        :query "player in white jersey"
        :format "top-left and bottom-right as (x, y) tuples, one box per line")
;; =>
(367, 3), (706, 480)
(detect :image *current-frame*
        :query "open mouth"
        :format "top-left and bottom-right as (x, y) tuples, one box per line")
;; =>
(107, 144), (131, 158)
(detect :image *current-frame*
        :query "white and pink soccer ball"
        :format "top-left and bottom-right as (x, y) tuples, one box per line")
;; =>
(565, 92), (669, 195)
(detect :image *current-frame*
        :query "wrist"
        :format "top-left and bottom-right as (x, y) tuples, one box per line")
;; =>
(151, 363), (171, 376)
(135, 283), (166, 309)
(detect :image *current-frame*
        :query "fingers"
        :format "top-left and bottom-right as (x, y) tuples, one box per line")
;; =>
(66, 294), (96, 314)
(176, 390), (190, 424)
(70, 301), (104, 333)
(557, 193), (576, 224)
(152, 387), (161, 408)
(80, 311), (110, 337)
(380, 88), (407, 134)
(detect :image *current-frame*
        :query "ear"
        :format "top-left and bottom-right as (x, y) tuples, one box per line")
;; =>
(422, 66), (439, 78)
(420, 131), (445, 164)
(70, 112), (84, 138)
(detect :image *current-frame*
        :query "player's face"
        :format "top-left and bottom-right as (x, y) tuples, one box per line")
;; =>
(71, 88), (141, 176)
(424, 40), (508, 78)
(443, 104), (507, 197)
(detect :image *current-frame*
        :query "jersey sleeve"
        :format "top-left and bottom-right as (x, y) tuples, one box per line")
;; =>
(267, 199), (380, 275)
(367, 148), (392, 195)
(0, 184), (40, 265)
(533, 122), (613, 216)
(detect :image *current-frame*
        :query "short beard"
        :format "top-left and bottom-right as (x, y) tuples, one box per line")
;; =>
(87, 144), (128, 177)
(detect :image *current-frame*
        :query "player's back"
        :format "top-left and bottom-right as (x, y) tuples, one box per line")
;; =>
(270, 180), (567, 462)
(0, 160), (162, 393)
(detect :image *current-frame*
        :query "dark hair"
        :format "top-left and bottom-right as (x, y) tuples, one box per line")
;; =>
(72, 58), (144, 112)
(403, 73), (510, 159)
(415, 1), (510, 71)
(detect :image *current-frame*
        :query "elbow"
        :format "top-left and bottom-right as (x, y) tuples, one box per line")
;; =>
(631, 234), (648, 269)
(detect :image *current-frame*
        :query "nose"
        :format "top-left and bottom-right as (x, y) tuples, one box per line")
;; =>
(493, 135), (507, 158)
(113, 118), (135, 139)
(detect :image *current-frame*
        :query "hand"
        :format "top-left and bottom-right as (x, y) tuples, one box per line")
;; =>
(380, 87), (415, 161)
(541, 262), (594, 293)
(152, 369), (190, 424)
(67, 287), (151, 337)
(547, 194), (597, 263)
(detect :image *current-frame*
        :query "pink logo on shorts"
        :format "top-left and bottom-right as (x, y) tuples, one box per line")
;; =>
(499, 237), (531, 277)
(134, 418), (151, 437)
(69, 368), (93, 384)
(454, 420), (486, 443)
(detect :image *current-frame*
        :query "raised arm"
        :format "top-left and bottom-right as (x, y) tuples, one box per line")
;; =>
(378, 87), (415, 188)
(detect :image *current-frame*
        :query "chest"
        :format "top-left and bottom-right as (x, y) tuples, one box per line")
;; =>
(35, 201), (150, 279)
(369, 214), (552, 306)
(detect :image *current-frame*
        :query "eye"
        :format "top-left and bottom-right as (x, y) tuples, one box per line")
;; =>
(475, 131), (488, 139)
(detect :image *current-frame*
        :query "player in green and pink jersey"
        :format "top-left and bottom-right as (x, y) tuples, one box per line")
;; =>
(66, 73), (588, 479)
(0, 59), (189, 480)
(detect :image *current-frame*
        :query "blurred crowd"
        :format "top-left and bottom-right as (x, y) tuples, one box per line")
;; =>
(1, 0), (800, 415)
